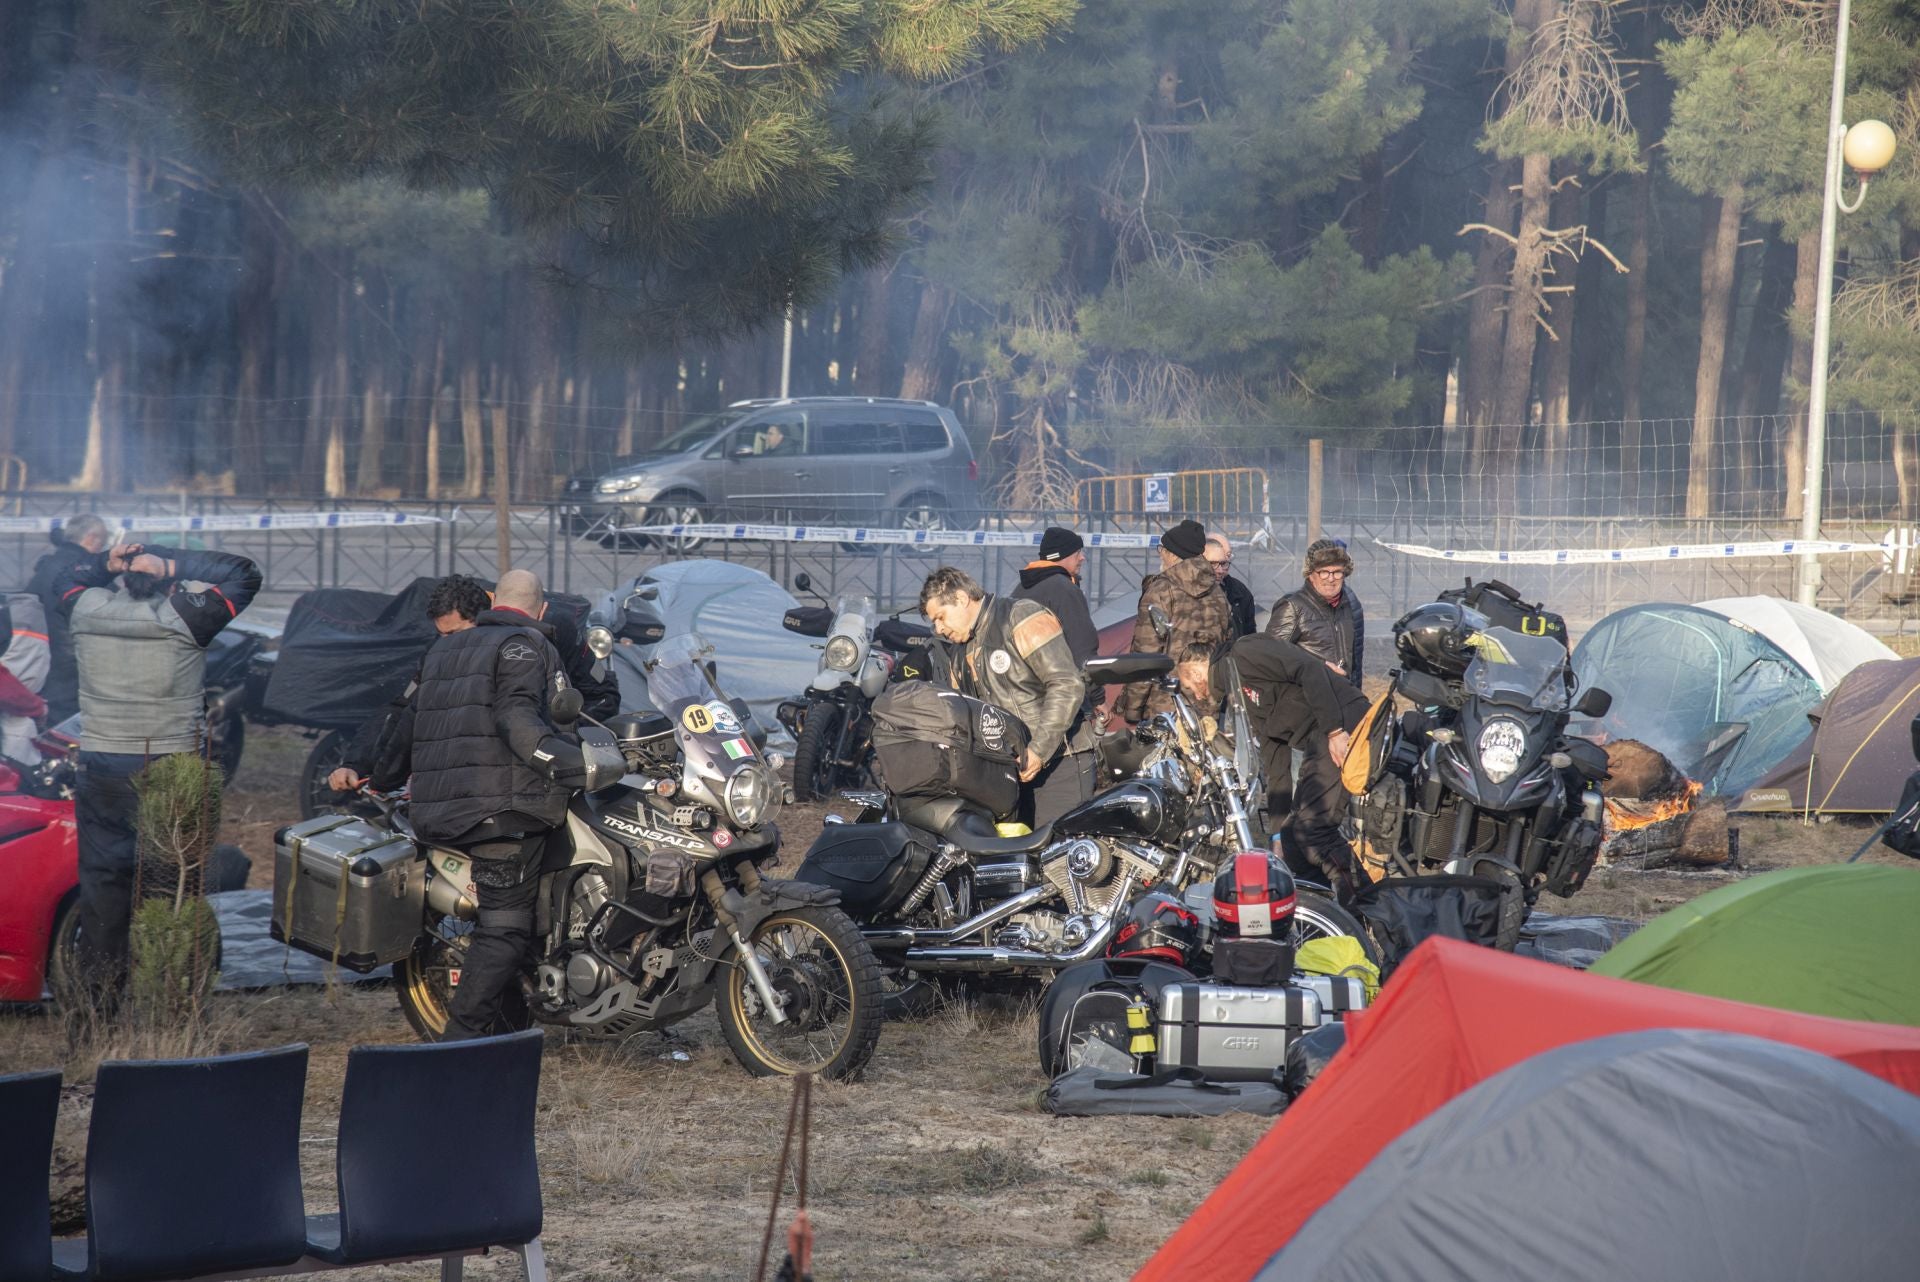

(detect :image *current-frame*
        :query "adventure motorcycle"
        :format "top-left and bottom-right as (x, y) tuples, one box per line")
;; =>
(795, 650), (1371, 1005)
(776, 572), (932, 802)
(379, 633), (883, 1078)
(1355, 602), (1614, 949)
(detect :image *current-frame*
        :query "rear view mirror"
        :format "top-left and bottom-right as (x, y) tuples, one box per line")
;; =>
(1574, 687), (1613, 719)
(1148, 604), (1173, 643)
(550, 688), (584, 730)
(793, 572), (812, 593)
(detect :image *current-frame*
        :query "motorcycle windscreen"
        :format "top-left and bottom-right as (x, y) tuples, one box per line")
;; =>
(646, 632), (781, 833)
(1463, 629), (1573, 711)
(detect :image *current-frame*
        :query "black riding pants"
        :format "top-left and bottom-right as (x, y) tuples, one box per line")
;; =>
(1024, 749), (1097, 829)
(1275, 737), (1361, 904)
(444, 832), (547, 1041)
(74, 751), (155, 992)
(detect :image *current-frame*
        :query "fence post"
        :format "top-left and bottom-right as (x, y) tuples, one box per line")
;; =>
(1306, 439), (1324, 545)
(493, 406), (512, 575)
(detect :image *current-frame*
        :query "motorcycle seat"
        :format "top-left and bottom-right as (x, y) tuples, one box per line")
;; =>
(892, 795), (1053, 855)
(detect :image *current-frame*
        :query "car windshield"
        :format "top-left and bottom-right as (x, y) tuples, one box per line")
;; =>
(612, 410), (747, 465)
(1465, 628), (1573, 711)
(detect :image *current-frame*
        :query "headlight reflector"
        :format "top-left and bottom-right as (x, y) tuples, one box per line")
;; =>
(823, 635), (861, 672)
(1477, 718), (1527, 783)
(725, 766), (778, 828)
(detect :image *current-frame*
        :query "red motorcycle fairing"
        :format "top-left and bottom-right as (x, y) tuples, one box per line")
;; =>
(0, 768), (80, 1001)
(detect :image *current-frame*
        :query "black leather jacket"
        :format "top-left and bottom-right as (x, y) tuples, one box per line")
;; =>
(1265, 584), (1363, 687)
(956, 595), (1090, 763)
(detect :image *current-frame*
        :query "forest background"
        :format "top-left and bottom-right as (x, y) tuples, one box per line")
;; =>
(3, 0), (1919, 524)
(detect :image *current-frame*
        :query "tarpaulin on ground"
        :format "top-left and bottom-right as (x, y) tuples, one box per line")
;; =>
(598, 560), (822, 751)
(1258, 1030), (1920, 1282)
(1589, 864), (1920, 1026)
(1134, 937), (1920, 1282)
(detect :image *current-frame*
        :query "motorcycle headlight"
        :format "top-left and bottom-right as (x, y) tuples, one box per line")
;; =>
(823, 635), (861, 672)
(724, 766), (779, 829)
(1477, 718), (1528, 784)
(586, 625), (614, 660)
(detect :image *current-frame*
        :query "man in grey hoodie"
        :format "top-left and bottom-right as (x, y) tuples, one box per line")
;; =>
(54, 542), (262, 993)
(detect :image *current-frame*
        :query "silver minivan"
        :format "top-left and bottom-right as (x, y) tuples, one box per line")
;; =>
(563, 397), (979, 545)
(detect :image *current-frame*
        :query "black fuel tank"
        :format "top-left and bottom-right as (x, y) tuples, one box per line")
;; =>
(1052, 780), (1181, 844)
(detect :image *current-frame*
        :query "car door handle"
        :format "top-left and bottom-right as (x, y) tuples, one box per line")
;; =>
(791, 471), (810, 480)
(887, 466), (905, 475)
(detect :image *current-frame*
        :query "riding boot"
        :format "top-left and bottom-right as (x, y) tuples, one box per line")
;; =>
(444, 833), (544, 1040)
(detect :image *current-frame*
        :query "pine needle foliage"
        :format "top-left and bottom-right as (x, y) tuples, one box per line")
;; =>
(116, 0), (1077, 339)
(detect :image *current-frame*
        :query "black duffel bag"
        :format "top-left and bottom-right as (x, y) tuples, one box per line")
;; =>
(871, 681), (1031, 819)
(1354, 873), (1516, 973)
(1437, 577), (1568, 649)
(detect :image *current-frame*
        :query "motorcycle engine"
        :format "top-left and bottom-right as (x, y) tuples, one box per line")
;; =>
(537, 870), (621, 1006)
(1039, 838), (1167, 914)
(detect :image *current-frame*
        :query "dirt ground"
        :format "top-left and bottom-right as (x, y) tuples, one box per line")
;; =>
(2, 725), (1904, 1281)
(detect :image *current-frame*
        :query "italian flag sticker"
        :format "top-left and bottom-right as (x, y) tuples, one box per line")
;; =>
(723, 737), (754, 760)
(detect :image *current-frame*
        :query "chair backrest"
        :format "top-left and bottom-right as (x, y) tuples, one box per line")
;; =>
(0, 1069), (62, 1282)
(85, 1045), (309, 1282)
(335, 1030), (544, 1260)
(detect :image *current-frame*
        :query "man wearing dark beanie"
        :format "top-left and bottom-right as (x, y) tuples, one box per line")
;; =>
(1112, 518), (1230, 723)
(1013, 526), (1098, 668)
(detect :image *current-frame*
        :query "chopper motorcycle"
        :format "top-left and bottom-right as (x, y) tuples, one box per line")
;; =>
(794, 648), (1371, 1003)
(293, 633), (883, 1079)
(1354, 602), (1615, 949)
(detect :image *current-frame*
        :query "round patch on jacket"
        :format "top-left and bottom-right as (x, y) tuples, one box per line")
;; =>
(988, 648), (1013, 675)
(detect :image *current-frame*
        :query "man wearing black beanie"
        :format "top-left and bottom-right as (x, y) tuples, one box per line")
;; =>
(1012, 526), (1098, 667)
(1112, 518), (1230, 723)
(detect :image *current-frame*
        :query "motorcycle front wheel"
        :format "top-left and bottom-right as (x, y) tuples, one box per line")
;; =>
(717, 906), (883, 1080)
(393, 916), (532, 1042)
(790, 703), (844, 802)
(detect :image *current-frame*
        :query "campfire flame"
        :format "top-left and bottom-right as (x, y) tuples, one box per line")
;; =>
(1605, 778), (1703, 832)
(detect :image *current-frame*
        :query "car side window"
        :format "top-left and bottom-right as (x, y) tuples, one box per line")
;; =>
(808, 418), (902, 456)
(898, 411), (949, 453)
(720, 414), (807, 458)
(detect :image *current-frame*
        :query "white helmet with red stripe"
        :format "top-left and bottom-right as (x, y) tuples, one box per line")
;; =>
(1211, 851), (1296, 939)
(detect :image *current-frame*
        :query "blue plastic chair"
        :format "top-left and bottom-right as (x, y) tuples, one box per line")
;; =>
(52, 1046), (308, 1282)
(0, 1068), (61, 1282)
(304, 1030), (547, 1281)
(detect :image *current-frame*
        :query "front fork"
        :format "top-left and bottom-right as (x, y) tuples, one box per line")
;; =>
(701, 866), (789, 1025)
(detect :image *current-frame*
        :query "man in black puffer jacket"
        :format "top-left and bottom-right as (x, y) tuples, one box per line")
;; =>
(1011, 526), (1099, 668)
(406, 568), (584, 1039)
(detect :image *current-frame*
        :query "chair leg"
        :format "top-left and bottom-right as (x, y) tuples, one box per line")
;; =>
(440, 1254), (464, 1282)
(519, 1237), (549, 1282)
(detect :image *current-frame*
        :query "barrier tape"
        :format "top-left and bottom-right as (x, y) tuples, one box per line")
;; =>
(1379, 537), (1896, 566)
(0, 511), (446, 534)
(583, 521), (1165, 549)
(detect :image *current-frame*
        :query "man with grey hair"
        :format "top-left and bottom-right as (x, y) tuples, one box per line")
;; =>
(405, 566), (584, 1038)
(28, 514), (111, 723)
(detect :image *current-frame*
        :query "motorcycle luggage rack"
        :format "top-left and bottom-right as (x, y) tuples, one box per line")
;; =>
(584, 898), (687, 980)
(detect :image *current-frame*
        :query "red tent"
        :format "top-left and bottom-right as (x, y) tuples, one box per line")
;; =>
(1134, 937), (1920, 1282)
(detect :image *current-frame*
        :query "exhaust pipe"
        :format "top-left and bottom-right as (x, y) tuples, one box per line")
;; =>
(862, 885), (1053, 949)
(902, 914), (1121, 973)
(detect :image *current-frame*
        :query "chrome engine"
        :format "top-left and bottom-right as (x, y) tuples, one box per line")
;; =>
(1038, 837), (1168, 914)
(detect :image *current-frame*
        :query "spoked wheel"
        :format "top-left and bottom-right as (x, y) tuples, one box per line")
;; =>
(718, 907), (882, 1080)
(1292, 889), (1383, 968)
(300, 730), (381, 821)
(393, 916), (531, 1042)
(879, 968), (942, 1021)
(642, 495), (708, 553)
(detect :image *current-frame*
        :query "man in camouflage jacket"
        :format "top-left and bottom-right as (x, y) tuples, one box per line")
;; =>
(1113, 519), (1231, 724)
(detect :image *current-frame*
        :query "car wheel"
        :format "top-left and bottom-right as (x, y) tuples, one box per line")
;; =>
(897, 494), (949, 533)
(643, 493), (709, 553)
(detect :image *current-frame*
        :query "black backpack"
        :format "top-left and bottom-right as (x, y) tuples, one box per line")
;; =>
(870, 681), (1031, 818)
(1437, 578), (1567, 649)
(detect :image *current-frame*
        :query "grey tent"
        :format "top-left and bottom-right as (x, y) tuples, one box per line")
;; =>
(1258, 1029), (1920, 1282)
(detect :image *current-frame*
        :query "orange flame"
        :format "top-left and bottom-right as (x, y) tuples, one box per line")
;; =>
(1605, 778), (1703, 832)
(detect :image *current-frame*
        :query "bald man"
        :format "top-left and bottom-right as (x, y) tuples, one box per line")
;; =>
(409, 566), (584, 1038)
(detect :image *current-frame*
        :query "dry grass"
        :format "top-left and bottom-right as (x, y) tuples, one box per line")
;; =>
(14, 724), (1907, 1279)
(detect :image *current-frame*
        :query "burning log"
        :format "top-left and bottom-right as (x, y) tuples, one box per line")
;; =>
(1597, 740), (1730, 869)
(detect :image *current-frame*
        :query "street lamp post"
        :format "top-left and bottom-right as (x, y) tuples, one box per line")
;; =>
(1796, 0), (1897, 607)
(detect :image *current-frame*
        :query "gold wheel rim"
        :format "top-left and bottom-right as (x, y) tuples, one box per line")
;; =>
(727, 916), (859, 1075)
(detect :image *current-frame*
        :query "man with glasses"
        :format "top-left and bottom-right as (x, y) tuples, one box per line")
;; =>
(1264, 538), (1365, 901)
(1204, 533), (1257, 640)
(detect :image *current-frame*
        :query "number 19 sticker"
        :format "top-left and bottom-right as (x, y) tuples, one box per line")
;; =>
(681, 704), (716, 734)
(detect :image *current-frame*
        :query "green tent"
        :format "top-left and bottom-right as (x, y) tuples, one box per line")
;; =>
(1589, 865), (1920, 1026)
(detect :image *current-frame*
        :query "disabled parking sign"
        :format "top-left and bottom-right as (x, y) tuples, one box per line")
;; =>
(1143, 473), (1173, 513)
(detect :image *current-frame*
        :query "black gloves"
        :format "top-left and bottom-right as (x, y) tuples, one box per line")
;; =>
(531, 736), (587, 782)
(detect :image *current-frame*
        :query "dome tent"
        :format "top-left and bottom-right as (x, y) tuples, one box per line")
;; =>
(1131, 938), (1920, 1282)
(1737, 657), (1920, 815)
(1569, 598), (1894, 796)
(1589, 865), (1920, 1025)
(1258, 1030), (1920, 1282)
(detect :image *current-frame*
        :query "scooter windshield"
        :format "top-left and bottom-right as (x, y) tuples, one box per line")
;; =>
(1464, 628), (1573, 712)
(833, 594), (876, 621)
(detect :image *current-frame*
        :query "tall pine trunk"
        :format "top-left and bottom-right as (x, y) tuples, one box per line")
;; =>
(1781, 229), (1820, 521)
(1686, 184), (1743, 520)
(1539, 176), (1583, 509)
(899, 282), (952, 401)
(856, 269), (892, 396)
(458, 359), (486, 499)
(1488, 152), (1552, 509)
(1463, 162), (1519, 434)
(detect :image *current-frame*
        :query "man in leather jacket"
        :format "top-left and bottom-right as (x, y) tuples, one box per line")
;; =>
(920, 566), (1093, 827)
(402, 569), (585, 1039)
(1264, 538), (1365, 897)
(27, 514), (110, 723)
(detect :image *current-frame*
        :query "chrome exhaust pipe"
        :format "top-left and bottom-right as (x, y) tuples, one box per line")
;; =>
(901, 914), (1120, 973)
(862, 885), (1054, 949)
